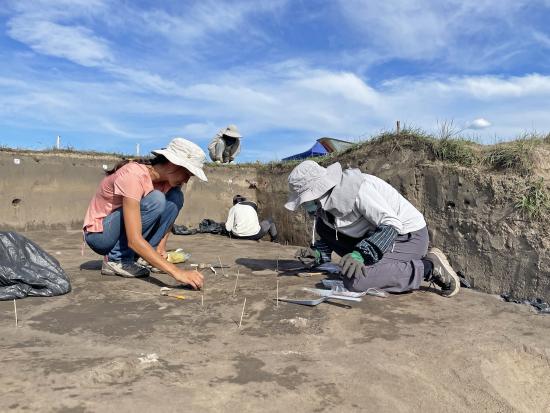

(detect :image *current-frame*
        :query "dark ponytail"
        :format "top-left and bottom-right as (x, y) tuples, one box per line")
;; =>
(105, 154), (169, 176)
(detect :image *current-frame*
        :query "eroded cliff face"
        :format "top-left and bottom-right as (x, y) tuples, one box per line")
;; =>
(257, 143), (550, 302)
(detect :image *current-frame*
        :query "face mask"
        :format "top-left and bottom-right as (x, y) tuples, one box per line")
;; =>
(302, 201), (318, 214)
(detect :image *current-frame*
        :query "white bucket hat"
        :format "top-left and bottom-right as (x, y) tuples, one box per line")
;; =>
(222, 124), (242, 139)
(152, 137), (208, 182)
(285, 161), (342, 211)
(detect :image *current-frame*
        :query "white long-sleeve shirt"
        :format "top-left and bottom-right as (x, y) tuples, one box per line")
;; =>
(225, 203), (261, 236)
(321, 174), (426, 237)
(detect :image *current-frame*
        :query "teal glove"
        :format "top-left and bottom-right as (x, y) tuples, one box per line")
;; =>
(339, 251), (366, 279)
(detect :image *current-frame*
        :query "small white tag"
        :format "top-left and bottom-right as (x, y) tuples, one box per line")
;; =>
(13, 158), (20, 165)
(102, 164), (108, 170)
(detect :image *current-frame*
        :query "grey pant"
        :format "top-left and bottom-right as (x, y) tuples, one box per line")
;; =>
(231, 219), (278, 241)
(316, 219), (428, 292)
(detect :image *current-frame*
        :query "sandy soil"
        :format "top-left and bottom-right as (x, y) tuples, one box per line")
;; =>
(1, 231), (549, 413)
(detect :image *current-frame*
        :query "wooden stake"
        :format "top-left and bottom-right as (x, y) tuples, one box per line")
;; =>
(233, 268), (240, 296)
(120, 289), (156, 296)
(238, 297), (247, 328)
(276, 280), (279, 308)
(218, 256), (227, 278)
(276, 255), (279, 273)
(13, 299), (18, 328)
(201, 286), (204, 307)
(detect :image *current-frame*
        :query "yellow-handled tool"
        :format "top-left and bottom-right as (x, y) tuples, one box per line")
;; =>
(160, 287), (185, 300)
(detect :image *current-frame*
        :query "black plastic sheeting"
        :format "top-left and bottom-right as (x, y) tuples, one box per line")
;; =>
(198, 219), (227, 235)
(171, 224), (198, 236)
(0, 232), (71, 300)
(501, 293), (550, 315)
(172, 219), (228, 236)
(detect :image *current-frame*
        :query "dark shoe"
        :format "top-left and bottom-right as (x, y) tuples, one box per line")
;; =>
(425, 248), (460, 297)
(101, 260), (150, 278)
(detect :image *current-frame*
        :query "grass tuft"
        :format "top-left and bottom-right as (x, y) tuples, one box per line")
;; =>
(432, 138), (478, 166)
(483, 135), (542, 174)
(515, 178), (550, 221)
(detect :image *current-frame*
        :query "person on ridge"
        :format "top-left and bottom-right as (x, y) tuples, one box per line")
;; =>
(208, 124), (242, 164)
(285, 160), (460, 297)
(82, 137), (205, 289)
(225, 195), (278, 242)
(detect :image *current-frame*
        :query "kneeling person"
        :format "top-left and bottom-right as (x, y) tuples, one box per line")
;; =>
(285, 160), (460, 297)
(225, 195), (278, 242)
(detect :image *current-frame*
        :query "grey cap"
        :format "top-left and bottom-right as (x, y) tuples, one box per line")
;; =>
(222, 124), (242, 139)
(285, 161), (342, 211)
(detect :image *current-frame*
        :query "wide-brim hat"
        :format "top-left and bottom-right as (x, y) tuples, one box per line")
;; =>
(152, 137), (208, 182)
(285, 161), (342, 211)
(222, 124), (242, 139)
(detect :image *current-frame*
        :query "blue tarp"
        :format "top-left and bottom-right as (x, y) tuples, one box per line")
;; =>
(282, 141), (328, 161)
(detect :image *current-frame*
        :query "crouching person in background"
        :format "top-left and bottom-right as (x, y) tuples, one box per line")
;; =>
(225, 195), (278, 242)
(82, 138), (205, 289)
(285, 160), (460, 297)
(208, 124), (242, 164)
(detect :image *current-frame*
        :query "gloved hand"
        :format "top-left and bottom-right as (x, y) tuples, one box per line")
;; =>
(339, 251), (365, 279)
(294, 247), (321, 267)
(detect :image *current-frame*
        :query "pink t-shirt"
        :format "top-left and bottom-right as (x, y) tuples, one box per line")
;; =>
(83, 162), (172, 233)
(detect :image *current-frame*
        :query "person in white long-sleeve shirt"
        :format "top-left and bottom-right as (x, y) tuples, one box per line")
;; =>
(225, 195), (278, 241)
(285, 160), (460, 297)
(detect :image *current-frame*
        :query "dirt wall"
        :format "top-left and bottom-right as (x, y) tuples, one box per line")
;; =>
(256, 144), (550, 302)
(176, 166), (258, 228)
(0, 151), (257, 231)
(0, 151), (113, 230)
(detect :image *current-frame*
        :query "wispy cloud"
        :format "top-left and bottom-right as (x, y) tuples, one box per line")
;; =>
(8, 18), (112, 66)
(336, 0), (548, 72)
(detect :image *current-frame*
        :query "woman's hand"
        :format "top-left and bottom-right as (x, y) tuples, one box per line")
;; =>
(173, 269), (204, 290)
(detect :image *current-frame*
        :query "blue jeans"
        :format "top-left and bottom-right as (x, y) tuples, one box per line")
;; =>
(85, 188), (184, 263)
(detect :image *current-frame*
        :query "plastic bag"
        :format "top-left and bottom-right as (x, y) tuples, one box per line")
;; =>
(166, 249), (191, 264)
(0, 232), (71, 300)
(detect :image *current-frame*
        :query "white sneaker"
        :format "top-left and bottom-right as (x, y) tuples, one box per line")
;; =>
(101, 260), (150, 278)
(425, 248), (460, 297)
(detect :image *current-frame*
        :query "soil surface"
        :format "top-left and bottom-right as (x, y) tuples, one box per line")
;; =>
(1, 231), (549, 412)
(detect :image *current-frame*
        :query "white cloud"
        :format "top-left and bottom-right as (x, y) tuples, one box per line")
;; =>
(6, 0), (112, 66)
(130, 1), (286, 45)
(336, 0), (543, 70)
(533, 31), (550, 48)
(465, 118), (491, 130)
(178, 122), (219, 142)
(337, 0), (448, 60)
(7, 18), (112, 66)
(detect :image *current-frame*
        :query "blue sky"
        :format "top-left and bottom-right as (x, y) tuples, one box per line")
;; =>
(1, 0), (550, 161)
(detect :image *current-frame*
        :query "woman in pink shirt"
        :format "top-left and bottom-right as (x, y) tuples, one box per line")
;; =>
(83, 138), (205, 289)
